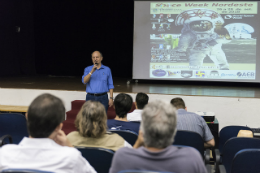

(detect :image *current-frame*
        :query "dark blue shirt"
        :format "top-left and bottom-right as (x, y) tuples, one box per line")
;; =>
(82, 64), (114, 93)
(107, 119), (140, 134)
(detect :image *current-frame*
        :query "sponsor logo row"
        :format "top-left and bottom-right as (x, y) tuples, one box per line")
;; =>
(151, 70), (255, 79)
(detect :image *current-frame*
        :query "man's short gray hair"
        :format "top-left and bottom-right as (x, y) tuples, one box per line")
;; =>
(141, 100), (177, 149)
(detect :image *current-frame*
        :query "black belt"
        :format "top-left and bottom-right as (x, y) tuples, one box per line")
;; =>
(88, 92), (107, 96)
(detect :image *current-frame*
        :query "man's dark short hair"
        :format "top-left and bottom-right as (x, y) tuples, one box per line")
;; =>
(114, 93), (133, 118)
(170, 97), (186, 109)
(136, 92), (149, 109)
(27, 93), (65, 138)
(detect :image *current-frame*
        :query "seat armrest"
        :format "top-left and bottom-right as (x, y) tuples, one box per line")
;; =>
(219, 165), (226, 173)
(204, 149), (210, 164)
(215, 149), (221, 163)
(214, 149), (221, 173)
(205, 164), (212, 173)
(0, 135), (13, 146)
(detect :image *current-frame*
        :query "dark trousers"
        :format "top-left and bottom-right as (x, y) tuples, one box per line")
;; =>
(86, 93), (108, 112)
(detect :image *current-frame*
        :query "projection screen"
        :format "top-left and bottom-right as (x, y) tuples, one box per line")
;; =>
(133, 1), (260, 82)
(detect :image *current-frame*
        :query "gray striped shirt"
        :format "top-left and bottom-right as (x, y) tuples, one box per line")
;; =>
(176, 109), (214, 142)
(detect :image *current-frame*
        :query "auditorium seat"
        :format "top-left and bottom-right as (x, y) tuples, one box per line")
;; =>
(118, 170), (175, 173)
(173, 130), (210, 164)
(1, 169), (53, 173)
(118, 165), (212, 173)
(76, 147), (114, 173)
(215, 137), (260, 173)
(0, 113), (29, 144)
(0, 135), (13, 146)
(218, 125), (252, 154)
(109, 130), (138, 146)
(229, 148), (260, 173)
(62, 100), (136, 135)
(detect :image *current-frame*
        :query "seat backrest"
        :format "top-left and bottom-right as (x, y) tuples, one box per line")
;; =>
(0, 135), (13, 146)
(173, 130), (204, 157)
(0, 113), (29, 144)
(222, 137), (260, 173)
(1, 169), (53, 173)
(109, 130), (138, 146)
(219, 125), (251, 153)
(231, 149), (260, 173)
(76, 147), (114, 173)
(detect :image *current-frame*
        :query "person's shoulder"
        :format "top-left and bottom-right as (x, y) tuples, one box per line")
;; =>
(127, 111), (134, 115)
(59, 145), (82, 158)
(128, 109), (141, 115)
(67, 131), (79, 136)
(182, 111), (205, 123)
(184, 110), (201, 118)
(107, 119), (117, 126)
(120, 121), (138, 126)
(0, 144), (18, 151)
(0, 144), (20, 160)
(67, 131), (80, 139)
(115, 146), (134, 155)
(127, 113), (139, 121)
(101, 64), (109, 68)
(111, 147), (136, 167)
(105, 132), (125, 141)
(107, 119), (116, 123)
(188, 112), (206, 121)
(128, 121), (140, 126)
(101, 65), (111, 70)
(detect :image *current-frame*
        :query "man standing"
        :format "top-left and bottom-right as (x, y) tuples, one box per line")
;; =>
(82, 51), (114, 112)
(109, 100), (207, 173)
(127, 92), (149, 122)
(0, 94), (96, 173)
(170, 97), (215, 148)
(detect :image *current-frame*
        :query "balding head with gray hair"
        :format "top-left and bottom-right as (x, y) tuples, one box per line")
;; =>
(141, 100), (177, 149)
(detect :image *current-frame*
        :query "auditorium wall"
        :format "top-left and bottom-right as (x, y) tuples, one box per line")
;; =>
(0, 88), (259, 130)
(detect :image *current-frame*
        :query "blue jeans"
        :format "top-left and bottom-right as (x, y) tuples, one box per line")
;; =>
(86, 93), (108, 112)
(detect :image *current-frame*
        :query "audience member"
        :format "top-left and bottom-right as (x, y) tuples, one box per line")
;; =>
(0, 93), (96, 173)
(67, 100), (131, 151)
(127, 92), (149, 122)
(107, 93), (140, 134)
(109, 100), (207, 173)
(170, 97), (215, 148)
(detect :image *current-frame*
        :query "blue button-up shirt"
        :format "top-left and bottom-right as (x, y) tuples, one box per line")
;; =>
(82, 64), (114, 93)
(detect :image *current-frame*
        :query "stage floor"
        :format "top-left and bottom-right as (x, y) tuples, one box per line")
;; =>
(0, 75), (260, 98)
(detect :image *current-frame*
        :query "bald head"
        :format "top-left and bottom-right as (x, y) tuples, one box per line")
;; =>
(91, 51), (103, 65)
(91, 51), (103, 58)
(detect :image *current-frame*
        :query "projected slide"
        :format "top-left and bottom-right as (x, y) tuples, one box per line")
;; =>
(134, 1), (260, 82)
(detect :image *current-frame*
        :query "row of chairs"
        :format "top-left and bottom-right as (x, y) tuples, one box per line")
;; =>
(215, 126), (260, 173)
(112, 126), (260, 173)
(0, 144), (211, 173)
(0, 130), (210, 173)
(0, 113), (205, 155)
(215, 137), (260, 173)
(1, 113), (260, 173)
(0, 113), (28, 144)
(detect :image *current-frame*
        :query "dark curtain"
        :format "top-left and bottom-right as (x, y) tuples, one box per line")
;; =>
(33, 0), (134, 78)
(0, 0), (35, 76)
